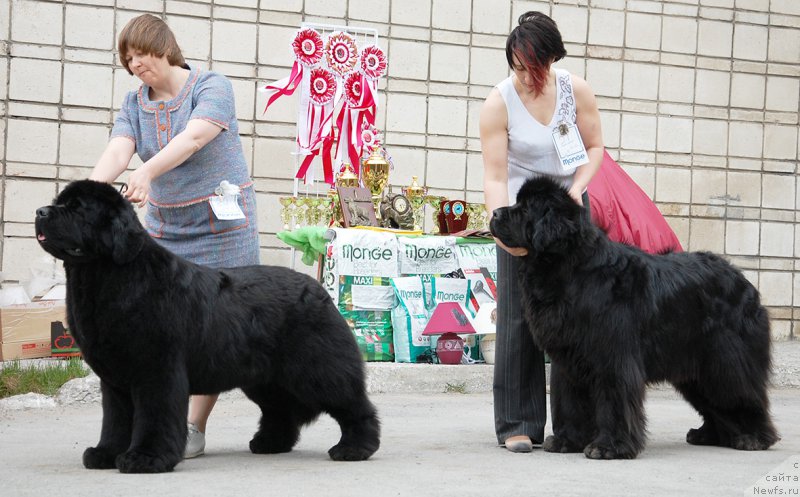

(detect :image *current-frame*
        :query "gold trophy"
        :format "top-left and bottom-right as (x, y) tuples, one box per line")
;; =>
(338, 162), (360, 188)
(360, 146), (390, 220)
(329, 163), (361, 227)
(402, 175), (428, 231)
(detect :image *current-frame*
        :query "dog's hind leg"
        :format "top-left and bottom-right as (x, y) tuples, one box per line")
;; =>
(675, 381), (724, 446)
(83, 381), (133, 469)
(543, 361), (593, 454)
(325, 394), (381, 461)
(242, 384), (317, 454)
(114, 373), (190, 473)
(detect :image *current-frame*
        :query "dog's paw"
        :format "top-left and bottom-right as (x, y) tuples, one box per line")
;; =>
(115, 450), (177, 473)
(731, 434), (771, 451)
(686, 426), (719, 446)
(328, 442), (377, 461)
(542, 435), (582, 454)
(583, 441), (638, 460)
(82, 446), (118, 469)
(249, 435), (294, 455)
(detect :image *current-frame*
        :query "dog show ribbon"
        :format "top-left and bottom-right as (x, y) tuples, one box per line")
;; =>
(259, 27), (324, 114)
(261, 28), (387, 186)
(295, 67), (338, 184)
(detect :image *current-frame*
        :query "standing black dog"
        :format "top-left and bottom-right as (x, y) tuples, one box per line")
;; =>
(35, 180), (380, 473)
(490, 176), (778, 459)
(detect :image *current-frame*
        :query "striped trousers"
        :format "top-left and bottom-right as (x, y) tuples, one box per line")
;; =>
(492, 246), (547, 444)
(492, 191), (590, 444)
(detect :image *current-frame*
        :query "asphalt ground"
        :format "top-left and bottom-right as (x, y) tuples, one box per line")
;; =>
(1, 388), (799, 496)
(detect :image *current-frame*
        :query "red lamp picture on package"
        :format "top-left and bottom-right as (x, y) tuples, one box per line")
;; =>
(422, 302), (476, 365)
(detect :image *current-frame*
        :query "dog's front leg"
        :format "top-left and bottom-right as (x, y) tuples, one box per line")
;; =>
(114, 374), (189, 473)
(585, 366), (647, 460)
(543, 360), (593, 453)
(83, 381), (133, 469)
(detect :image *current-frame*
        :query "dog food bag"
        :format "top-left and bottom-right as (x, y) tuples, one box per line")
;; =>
(320, 243), (340, 305)
(455, 241), (498, 316)
(390, 276), (431, 363)
(328, 228), (399, 277)
(338, 275), (395, 362)
(428, 277), (470, 308)
(455, 240), (497, 278)
(397, 236), (459, 276)
(339, 308), (394, 362)
(323, 229), (398, 362)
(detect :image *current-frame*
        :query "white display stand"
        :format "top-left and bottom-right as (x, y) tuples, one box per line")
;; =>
(288, 22), (379, 269)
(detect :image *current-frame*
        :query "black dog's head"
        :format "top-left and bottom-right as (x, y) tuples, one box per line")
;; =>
(35, 180), (146, 265)
(490, 177), (588, 255)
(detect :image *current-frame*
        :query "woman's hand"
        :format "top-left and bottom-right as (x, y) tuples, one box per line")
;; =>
(124, 166), (153, 207)
(494, 237), (529, 257)
(567, 184), (584, 206)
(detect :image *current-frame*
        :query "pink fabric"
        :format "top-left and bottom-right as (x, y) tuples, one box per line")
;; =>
(588, 151), (683, 254)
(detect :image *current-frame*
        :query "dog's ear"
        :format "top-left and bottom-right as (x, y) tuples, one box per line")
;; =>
(110, 208), (145, 264)
(531, 207), (581, 253)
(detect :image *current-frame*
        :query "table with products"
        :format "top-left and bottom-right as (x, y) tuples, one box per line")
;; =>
(279, 227), (498, 363)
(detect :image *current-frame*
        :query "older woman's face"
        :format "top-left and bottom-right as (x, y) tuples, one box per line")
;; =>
(124, 49), (170, 84)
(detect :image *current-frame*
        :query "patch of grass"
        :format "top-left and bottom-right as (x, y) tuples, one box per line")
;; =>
(0, 359), (89, 399)
(444, 381), (467, 394)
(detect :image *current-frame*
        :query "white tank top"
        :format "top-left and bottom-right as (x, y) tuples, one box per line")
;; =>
(496, 68), (578, 204)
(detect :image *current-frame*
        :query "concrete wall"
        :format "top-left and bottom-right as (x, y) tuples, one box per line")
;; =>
(0, 0), (798, 338)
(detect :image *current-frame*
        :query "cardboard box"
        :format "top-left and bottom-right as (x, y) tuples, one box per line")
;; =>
(0, 340), (52, 361)
(0, 301), (66, 361)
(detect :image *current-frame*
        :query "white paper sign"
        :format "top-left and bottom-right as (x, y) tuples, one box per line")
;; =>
(552, 123), (589, 170)
(209, 194), (246, 220)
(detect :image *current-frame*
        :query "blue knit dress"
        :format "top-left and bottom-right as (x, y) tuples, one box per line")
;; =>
(111, 65), (259, 268)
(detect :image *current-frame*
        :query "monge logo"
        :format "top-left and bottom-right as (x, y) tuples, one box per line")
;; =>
(405, 244), (454, 261)
(562, 152), (587, 167)
(457, 244), (495, 259)
(435, 291), (466, 304)
(399, 289), (424, 300)
(341, 244), (394, 262)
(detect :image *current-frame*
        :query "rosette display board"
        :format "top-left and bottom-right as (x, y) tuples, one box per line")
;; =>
(260, 24), (384, 188)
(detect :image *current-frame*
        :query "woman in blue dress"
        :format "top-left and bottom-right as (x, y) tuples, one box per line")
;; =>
(89, 14), (260, 459)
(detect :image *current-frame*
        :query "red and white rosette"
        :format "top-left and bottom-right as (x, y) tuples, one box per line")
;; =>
(361, 124), (381, 149)
(360, 45), (387, 80)
(325, 31), (359, 78)
(335, 70), (377, 175)
(344, 71), (363, 107)
(309, 67), (336, 105)
(260, 28), (324, 114)
(296, 67), (338, 184)
(293, 27), (323, 66)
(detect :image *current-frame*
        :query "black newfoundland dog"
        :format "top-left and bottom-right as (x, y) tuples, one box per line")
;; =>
(490, 177), (778, 459)
(34, 180), (380, 473)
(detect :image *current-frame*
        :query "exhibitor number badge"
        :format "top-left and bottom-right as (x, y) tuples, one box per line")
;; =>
(552, 121), (589, 171)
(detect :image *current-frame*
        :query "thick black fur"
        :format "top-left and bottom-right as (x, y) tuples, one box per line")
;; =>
(490, 177), (779, 460)
(35, 180), (380, 473)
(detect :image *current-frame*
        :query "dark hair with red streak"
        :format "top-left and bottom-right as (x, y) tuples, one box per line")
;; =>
(505, 11), (567, 96)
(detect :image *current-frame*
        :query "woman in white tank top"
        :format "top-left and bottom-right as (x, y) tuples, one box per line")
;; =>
(479, 11), (604, 453)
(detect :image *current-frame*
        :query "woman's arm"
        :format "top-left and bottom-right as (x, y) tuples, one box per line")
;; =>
(480, 89), (528, 256)
(569, 75), (604, 204)
(124, 119), (224, 206)
(89, 137), (136, 183)
(480, 89), (510, 216)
